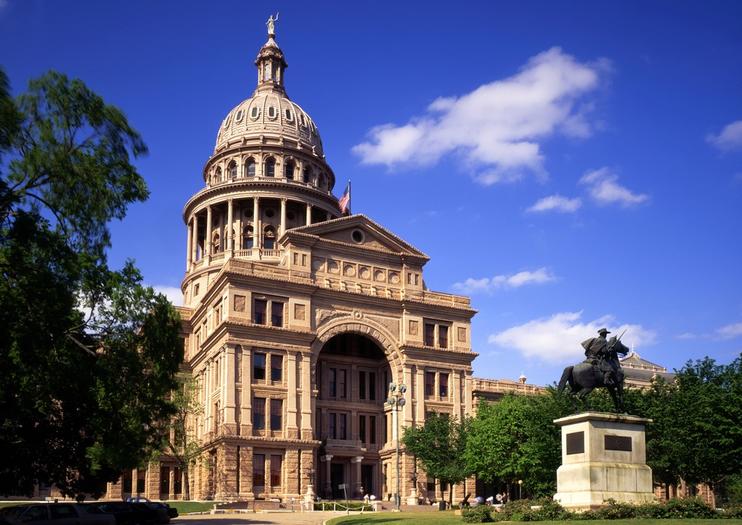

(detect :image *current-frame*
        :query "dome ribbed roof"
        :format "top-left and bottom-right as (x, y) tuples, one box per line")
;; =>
(215, 93), (323, 155)
(213, 33), (324, 156)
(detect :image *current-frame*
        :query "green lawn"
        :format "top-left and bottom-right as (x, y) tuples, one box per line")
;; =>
(164, 501), (221, 514)
(326, 513), (742, 525)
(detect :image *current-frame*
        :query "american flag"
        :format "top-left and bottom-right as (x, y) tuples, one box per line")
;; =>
(339, 181), (351, 215)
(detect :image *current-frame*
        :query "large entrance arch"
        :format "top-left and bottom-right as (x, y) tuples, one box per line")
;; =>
(314, 332), (393, 499)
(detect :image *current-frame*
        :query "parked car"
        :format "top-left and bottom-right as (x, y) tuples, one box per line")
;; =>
(95, 502), (159, 525)
(2, 503), (115, 525)
(124, 498), (173, 523)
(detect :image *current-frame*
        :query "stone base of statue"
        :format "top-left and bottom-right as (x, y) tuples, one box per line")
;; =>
(406, 488), (419, 505)
(553, 412), (655, 510)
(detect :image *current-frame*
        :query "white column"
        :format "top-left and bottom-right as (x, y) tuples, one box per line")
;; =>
(286, 352), (298, 437)
(403, 366), (413, 427)
(205, 205), (212, 257)
(227, 199), (234, 254)
(306, 204), (312, 226)
(191, 214), (199, 263)
(240, 347), (252, 434)
(300, 354), (312, 440)
(186, 220), (192, 270)
(415, 367), (425, 426)
(225, 345), (236, 428)
(253, 197), (261, 250)
(452, 370), (462, 420)
(280, 198), (287, 237)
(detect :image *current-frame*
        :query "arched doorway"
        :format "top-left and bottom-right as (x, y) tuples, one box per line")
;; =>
(315, 333), (392, 500)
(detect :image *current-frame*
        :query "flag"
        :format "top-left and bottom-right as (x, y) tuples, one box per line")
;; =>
(339, 181), (351, 215)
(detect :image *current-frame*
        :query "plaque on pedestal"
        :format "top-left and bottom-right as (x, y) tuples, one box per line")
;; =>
(553, 412), (655, 510)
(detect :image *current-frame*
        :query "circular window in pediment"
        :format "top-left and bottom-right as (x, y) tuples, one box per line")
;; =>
(351, 229), (365, 244)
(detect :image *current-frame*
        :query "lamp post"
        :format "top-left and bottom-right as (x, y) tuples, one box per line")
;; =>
(387, 382), (407, 511)
(518, 479), (523, 500)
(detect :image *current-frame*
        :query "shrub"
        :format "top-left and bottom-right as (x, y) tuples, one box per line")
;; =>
(592, 499), (638, 519)
(491, 499), (533, 522)
(461, 505), (493, 523)
(661, 497), (717, 519)
(520, 500), (573, 521)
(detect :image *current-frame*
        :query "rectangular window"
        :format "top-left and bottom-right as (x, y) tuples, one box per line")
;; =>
(254, 353), (266, 381)
(439, 373), (449, 399)
(329, 368), (337, 398)
(424, 323), (435, 346)
(270, 455), (282, 487)
(253, 454), (265, 487)
(271, 355), (283, 382)
(439, 325), (449, 348)
(253, 299), (267, 325)
(359, 415), (366, 443)
(370, 415), (377, 444)
(271, 301), (284, 327)
(338, 369), (346, 399)
(425, 372), (435, 397)
(253, 397), (265, 430)
(359, 371), (366, 400)
(270, 399), (282, 431)
(338, 413), (347, 440)
(369, 372), (376, 401)
(329, 413), (336, 439)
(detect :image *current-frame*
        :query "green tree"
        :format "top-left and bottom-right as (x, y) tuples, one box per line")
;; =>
(668, 357), (742, 491)
(402, 413), (471, 506)
(157, 374), (203, 500)
(464, 392), (571, 497)
(0, 69), (182, 497)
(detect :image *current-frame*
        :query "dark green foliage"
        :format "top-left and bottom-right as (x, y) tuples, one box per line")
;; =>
(465, 392), (572, 497)
(0, 68), (182, 497)
(403, 413), (471, 506)
(520, 500), (572, 521)
(461, 504), (493, 522)
(491, 498), (535, 522)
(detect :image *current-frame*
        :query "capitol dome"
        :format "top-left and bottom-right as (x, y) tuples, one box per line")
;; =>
(213, 36), (324, 157)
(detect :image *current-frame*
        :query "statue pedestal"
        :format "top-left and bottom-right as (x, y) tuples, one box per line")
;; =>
(553, 412), (654, 510)
(406, 488), (419, 505)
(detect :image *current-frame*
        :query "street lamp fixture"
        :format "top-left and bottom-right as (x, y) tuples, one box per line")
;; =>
(387, 382), (406, 511)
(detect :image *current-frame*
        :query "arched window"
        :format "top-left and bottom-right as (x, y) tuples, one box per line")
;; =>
(303, 167), (310, 184)
(228, 161), (237, 180)
(243, 225), (254, 249)
(246, 158), (256, 177)
(263, 226), (276, 250)
(284, 160), (295, 180)
(214, 167), (222, 184)
(318, 173), (326, 189)
(265, 157), (275, 177)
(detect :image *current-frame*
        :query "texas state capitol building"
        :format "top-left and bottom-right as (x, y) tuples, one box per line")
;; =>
(105, 23), (541, 504)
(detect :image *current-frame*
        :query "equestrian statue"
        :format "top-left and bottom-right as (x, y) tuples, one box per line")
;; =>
(558, 328), (630, 412)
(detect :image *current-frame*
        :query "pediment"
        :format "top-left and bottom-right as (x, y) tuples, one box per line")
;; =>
(285, 214), (429, 261)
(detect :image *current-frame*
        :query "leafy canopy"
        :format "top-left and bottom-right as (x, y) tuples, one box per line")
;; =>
(0, 68), (182, 497)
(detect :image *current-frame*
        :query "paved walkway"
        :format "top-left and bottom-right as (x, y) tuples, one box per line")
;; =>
(174, 511), (342, 525)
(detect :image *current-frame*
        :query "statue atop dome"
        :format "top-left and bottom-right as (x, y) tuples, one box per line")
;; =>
(266, 13), (279, 37)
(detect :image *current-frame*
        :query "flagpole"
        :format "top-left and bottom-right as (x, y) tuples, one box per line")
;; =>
(348, 179), (352, 214)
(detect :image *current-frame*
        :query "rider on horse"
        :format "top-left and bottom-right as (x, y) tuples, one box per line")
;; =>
(581, 328), (620, 386)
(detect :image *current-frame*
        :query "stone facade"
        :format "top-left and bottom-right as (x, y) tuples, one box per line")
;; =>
(104, 22), (542, 505)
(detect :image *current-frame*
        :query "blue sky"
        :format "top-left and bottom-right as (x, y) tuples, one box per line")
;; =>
(2, 0), (741, 385)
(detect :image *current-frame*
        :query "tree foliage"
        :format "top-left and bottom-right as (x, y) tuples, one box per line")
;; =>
(465, 392), (571, 497)
(157, 374), (203, 500)
(0, 68), (182, 497)
(402, 413), (471, 505)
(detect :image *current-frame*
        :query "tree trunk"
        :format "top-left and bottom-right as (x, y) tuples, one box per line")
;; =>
(182, 461), (191, 501)
(448, 481), (454, 507)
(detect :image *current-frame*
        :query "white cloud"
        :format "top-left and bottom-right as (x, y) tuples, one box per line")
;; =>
(152, 285), (184, 306)
(675, 332), (698, 340)
(707, 120), (742, 151)
(452, 267), (555, 294)
(716, 322), (742, 340)
(488, 311), (656, 363)
(579, 167), (648, 207)
(527, 194), (582, 213)
(353, 47), (607, 184)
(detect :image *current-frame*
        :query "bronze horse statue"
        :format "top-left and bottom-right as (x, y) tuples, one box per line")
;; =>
(557, 336), (630, 412)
